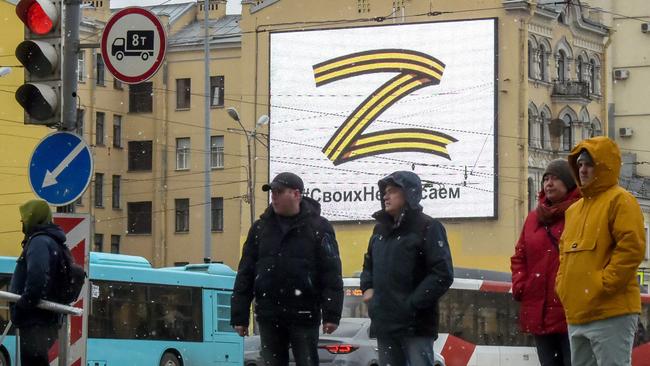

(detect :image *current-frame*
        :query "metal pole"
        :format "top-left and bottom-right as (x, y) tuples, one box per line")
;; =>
(61, 0), (80, 131)
(246, 134), (254, 226)
(203, 0), (212, 262)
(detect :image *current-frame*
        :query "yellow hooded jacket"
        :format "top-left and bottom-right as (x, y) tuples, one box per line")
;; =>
(555, 136), (646, 325)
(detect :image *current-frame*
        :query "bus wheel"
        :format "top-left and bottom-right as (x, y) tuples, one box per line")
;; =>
(159, 352), (182, 366)
(0, 350), (8, 366)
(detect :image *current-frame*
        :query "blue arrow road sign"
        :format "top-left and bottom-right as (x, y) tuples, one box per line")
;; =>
(29, 132), (94, 206)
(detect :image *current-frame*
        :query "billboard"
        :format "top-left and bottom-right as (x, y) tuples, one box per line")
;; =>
(269, 19), (497, 221)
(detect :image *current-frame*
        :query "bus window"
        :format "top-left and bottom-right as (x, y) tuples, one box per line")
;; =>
(0, 275), (14, 336)
(438, 288), (534, 347)
(89, 280), (202, 341)
(215, 292), (235, 333)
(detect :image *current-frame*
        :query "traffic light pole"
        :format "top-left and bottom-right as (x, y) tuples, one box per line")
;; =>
(61, 0), (80, 131)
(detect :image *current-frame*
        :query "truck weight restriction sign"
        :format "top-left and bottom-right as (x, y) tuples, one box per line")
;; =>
(101, 7), (167, 84)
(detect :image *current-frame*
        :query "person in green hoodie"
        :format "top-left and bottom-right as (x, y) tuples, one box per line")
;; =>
(9, 200), (67, 366)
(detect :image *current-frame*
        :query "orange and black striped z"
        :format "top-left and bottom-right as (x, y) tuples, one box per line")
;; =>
(313, 49), (456, 165)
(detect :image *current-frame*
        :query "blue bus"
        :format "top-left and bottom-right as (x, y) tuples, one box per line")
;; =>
(0, 252), (242, 366)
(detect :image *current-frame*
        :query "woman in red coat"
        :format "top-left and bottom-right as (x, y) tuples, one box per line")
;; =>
(511, 159), (580, 366)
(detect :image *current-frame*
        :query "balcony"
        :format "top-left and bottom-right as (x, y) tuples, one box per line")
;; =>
(551, 80), (591, 103)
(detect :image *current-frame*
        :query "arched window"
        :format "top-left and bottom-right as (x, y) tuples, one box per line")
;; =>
(558, 50), (567, 82)
(539, 110), (547, 149)
(528, 41), (535, 79)
(590, 59), (597, 93)
(539, 44), (547, 81)
(577, 56), (584, 82)
(562, 114), (572, 151)
(528, 177), (536, 212)
(592, 118), (602, 137)
(528, 103), (539, 148)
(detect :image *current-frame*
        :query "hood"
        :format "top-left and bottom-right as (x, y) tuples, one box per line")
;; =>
(568, 136), (620, 198)
(19, 200), (52, 235)
(28, 223), (67, 244)
(377, 171), (423, 211)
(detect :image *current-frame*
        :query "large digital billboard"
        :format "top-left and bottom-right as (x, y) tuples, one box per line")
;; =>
(269, 19), (497, 221)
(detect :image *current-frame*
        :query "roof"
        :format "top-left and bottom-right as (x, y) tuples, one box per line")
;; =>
(147, 1), (195, 24)
(169, 14), (241, 48)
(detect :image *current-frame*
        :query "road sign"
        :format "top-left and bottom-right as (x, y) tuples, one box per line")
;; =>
(101, 7), (167, 84)
(29, 131), (93, 206)
(50, 214), (90, 366)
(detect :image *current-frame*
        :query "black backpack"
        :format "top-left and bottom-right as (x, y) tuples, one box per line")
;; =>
(28, 233), (86, 305)
(54, 241), (86, 304)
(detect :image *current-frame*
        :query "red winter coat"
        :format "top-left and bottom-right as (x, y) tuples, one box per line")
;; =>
(510, 189), (579, 335)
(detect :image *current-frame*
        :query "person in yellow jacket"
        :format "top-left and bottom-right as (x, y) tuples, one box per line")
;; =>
(555, 136), (646, 366)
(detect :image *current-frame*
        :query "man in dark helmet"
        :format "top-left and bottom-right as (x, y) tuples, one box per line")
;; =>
(361, 171), (453, 366)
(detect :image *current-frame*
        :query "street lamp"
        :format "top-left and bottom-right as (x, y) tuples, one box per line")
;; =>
(226, 107), (269, 226)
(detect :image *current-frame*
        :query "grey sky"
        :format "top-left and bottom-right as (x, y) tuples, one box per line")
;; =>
(110, 0), (242, 14)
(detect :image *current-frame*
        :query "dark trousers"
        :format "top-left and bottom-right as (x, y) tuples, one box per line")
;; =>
(258, 321), (319, 366)
(535, 333), (571, 366)
(19, 324), (59, 366)
(377, 336), (437, 366)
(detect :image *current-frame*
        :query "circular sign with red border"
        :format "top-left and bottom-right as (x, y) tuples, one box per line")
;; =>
(101, 7), (166, 84)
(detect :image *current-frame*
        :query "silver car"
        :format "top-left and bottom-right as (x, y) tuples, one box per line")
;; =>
(244, 318), (446, 366)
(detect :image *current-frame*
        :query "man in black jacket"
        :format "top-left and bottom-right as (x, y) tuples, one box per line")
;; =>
(231, 172), (343, 366)
(10, 200), (66, 366)
(361, 171), (453, 366)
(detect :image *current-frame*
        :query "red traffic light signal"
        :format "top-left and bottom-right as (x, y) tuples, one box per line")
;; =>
(16, 0), (58, 35)
(15, 0), (61, 126)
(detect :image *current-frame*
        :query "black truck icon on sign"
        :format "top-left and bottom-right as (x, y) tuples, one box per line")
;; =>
(112, 30), (155, 61)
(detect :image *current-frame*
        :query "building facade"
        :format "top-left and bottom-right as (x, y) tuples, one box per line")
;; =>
(70, 0), (248, 268)
(236, 0), (609, 275)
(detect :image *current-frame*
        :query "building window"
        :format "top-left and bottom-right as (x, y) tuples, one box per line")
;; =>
(76, 108), (85, 137)
(94, 233), (103, 252)
(113, 78), (122, 90)
(94, 173), (104, 208)
(176, 137), (190, 170)
(590, 59), (597, 94)
(95, 112), (105, 146)
(112, 175), (121, 209)
(96, 53), (105, 86)
(527, 177), (535, 212)
(211, 135), (224, 169)
(592, 118), (602, 137)
(111, 235), (120, 254)
(538, 44), (547, 82)
(527, 112), (534, 147)
(175, 198), (190, 232)
(129, 82), (153, 113)
(528, 41), (535, 79)
(113, 115), (122, 148)
(210, 76), (224, 107)
(557, 50), (566, 82)
(128, 141), (153, 171)
(576, 57), (585, 82)
(211, 197), (223, 231)
(357, 0), (370, 13)
(77, 51), (85, 82)
(539, 111), (548, 149)
(562, 115), (572, 151)
(176, 78), (191, 109)
(127, 201), (152, 234)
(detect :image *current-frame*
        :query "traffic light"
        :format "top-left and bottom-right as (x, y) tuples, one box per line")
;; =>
(15, 0), (61, 126)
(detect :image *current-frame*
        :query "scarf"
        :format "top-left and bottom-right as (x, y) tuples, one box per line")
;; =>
(535, 187), (581, 225)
